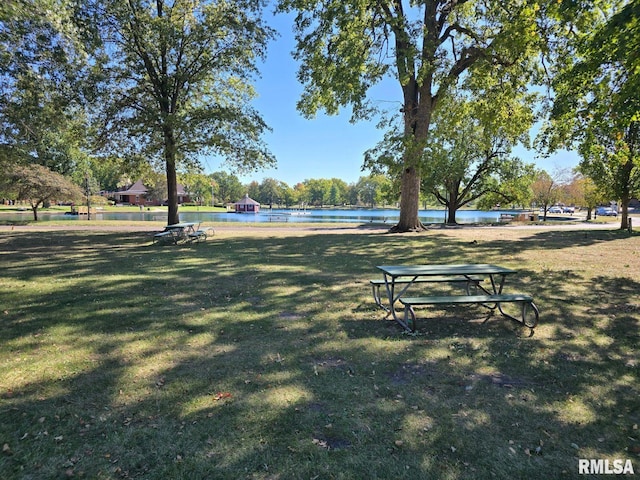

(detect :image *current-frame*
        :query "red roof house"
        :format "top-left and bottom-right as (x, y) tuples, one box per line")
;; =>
(112, 180), (190, 206)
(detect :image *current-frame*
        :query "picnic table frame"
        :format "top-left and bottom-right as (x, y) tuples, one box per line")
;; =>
(375, 264), (535, 332)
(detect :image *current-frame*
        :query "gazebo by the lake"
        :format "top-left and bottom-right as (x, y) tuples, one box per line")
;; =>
(234, 194), (260, 213)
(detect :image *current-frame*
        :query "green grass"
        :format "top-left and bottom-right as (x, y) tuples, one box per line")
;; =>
(0, 226), (639, 479)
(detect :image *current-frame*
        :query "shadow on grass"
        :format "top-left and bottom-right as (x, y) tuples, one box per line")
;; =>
(0, 229), (638, 479)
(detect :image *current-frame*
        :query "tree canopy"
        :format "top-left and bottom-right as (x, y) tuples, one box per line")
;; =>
(0, 0), (95, 175)
(93, 0), (277, 224)
(367, 88), (537, 224)
(0, 164), (83, 220)
(543, 0), (640, 229)
(1, 0), (278, 225)
(278, 0), (547, 231)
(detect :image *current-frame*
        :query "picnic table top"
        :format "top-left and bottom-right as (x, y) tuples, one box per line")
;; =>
(376, 264), (517, 277)
(165, 222), (198, 229)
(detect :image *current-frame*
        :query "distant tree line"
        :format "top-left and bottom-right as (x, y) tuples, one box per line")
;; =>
(179, 172), (394, 208)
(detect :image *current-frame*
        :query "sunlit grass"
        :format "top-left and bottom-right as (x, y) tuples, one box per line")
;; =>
(0, 226), (638, 479)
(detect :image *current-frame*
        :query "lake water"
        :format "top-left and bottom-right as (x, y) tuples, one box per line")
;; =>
(2, 208), (518, 224)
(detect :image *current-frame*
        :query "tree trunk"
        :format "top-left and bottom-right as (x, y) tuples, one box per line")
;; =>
(391, 165), (423, 232)
(620, 192), (629, 230)
(619, 159), (632, 230)
(447, 201), (458, 225)
(164, 127), (180, 225)
(391, 85), (432, 232)
(446, 186), (459, 225)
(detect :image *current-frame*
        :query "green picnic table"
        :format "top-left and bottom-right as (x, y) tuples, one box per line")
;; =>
(374, 264), (539, 333)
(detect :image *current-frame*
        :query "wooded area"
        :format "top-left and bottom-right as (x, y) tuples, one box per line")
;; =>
(1, 1), (638, 229)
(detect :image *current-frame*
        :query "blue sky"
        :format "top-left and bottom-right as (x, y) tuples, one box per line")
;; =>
(203, 11), (580, 187)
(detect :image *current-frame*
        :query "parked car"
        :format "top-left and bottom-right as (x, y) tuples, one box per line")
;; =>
(548, 206), (563, 214)
(562, 206), (575, 214)
(595, 206), (617, 216)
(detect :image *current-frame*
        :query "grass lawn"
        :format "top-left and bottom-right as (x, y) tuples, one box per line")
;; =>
(0, 225), (638, 479)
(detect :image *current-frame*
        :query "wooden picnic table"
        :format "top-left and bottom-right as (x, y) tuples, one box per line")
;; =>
(375, 264), (538, 333)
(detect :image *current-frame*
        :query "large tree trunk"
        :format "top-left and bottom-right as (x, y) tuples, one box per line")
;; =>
(390, 64), (435, 232)
(391, 94), (431, 232)
(391, 165), (423, 232)
(164, 127), (180, 226)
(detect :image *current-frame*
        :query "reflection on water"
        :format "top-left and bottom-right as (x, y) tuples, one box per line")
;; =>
(1, 208), (515, 224)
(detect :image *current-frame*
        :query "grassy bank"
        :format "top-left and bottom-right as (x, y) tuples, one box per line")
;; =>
(1, 226), (638, 479)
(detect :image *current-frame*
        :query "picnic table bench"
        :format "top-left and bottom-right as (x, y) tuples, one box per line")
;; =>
(187, 228), (210, 242)
(399, 293), (539, 332)
(153, 230), (176, 244)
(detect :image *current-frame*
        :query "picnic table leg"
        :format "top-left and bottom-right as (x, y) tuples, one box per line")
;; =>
(463, 275), (481, 295)
(372, 283), (388, 312)
(483, 273), (503, 295)
(383, 274), (414, 331)
(496, 300), (539, 330)
(403, 304), (417, 332)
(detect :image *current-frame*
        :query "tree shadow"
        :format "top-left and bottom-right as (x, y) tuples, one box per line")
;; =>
(0, 229), (638, 478)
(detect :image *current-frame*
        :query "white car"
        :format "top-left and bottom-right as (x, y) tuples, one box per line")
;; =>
(548, 206), (563, 214)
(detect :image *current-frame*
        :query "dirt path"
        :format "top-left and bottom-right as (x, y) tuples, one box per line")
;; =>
(0, 221), (621, 236)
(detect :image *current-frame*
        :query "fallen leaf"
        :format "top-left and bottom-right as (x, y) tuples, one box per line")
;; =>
(213, 392), (232, 401)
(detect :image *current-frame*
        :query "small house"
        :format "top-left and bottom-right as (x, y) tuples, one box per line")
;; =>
(113, 180), (148, 205)
(112, 180), (191, 206)
(234, 194), (260, 213)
